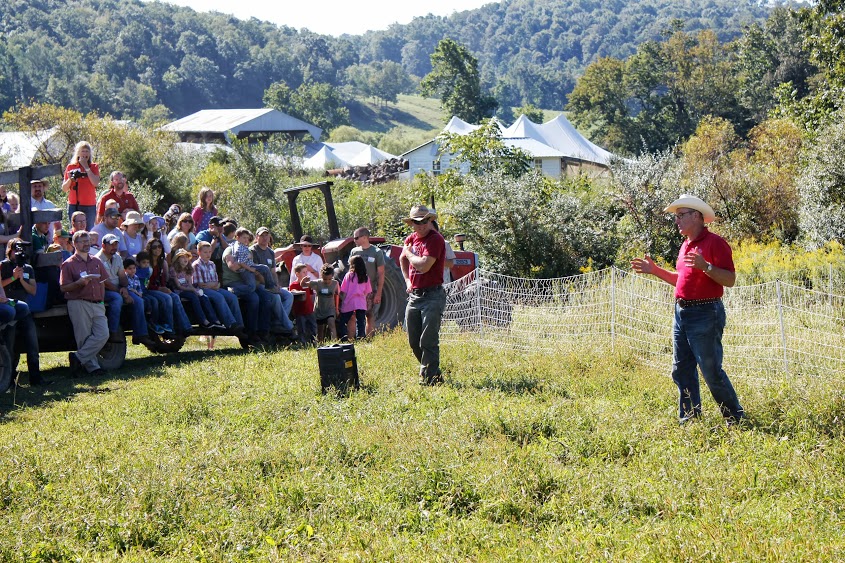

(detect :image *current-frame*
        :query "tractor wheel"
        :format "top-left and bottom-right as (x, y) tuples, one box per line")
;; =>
(375, 259), (407, 330)
(97, 340), (127, 371)
(0, 344), (12, 393)
(145, 332), (187, 354)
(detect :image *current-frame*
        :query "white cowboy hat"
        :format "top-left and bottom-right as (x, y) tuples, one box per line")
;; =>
(664, 194), (716, 223)
(402, 204), (438, 225)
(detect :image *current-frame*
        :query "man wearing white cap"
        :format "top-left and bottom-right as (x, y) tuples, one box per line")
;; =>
(631, 195), (745, 425)
(400, 204), (447, 385)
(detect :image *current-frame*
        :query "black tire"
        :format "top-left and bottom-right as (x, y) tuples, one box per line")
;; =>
(97, 340), (127, 371)
(0, 344), (12, 393)
(145, 332), (187, 354)
(375, 258), (407, 330)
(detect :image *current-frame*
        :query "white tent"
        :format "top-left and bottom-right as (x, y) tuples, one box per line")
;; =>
(303, 146), (348, 170)
(346, 145), (395, 166)
(502, 114), (613, 166)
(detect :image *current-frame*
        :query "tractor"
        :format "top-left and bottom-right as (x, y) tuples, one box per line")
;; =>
(276, 181), (478, 330)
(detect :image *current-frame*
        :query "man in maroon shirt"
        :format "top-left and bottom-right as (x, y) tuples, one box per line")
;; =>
(631, 195), (745, 425)
(400, 205), (447, 385)
(60, 231), (110, 377)
(95, 171), (139, 224)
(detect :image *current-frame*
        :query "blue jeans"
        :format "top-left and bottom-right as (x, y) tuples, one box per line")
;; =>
(144, 291), (174, 330)
(405, 286), (447, 379)
(203, 288), (240, 328)
(177, 290), (218, 325)
(239, 264), (277, 291)
(269, 288), (294, 331)
(672, 301), (744, 420)
(295, 313), (317, 343)
(167, 292), (192, 332)
(0, 300), (39, 375)
(67, 204), (96, 231)
(104, 290), (148, 336)
(226, 283), (264, 333)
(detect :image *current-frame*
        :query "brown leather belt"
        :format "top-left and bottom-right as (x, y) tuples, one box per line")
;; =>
(676, 297), (720, 308)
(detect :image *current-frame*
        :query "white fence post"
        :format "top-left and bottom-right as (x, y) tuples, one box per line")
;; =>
(830, 263), (834, 309)
(776, 280), (789, 375)
(610, 267), (616, 353)
(476, 269), (484, 341)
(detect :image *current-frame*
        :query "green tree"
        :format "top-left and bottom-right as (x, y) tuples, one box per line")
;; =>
(512, 103), (545, 123)
(796, 108), (845, 248)
(436, 119), (529, 178)
(569, 27), (750, 153)
(419, 39), (497, 123)
(291, 82), (350, 133)
(264, 81), (350, 133)
(451, 170), (618, 278)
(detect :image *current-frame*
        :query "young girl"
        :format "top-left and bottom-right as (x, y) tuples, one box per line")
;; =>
(134, 251), (173, 335)
(191, 187), (218, 233)
(310, 263), (339, 342)
(145, 238), (193, 336)
(170, 249), (224, 330)
(168, 232), (191, 265)
(339, 255), (371, 342)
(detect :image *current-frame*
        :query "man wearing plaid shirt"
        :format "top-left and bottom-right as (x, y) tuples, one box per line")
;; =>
(193, 241), (245, 332)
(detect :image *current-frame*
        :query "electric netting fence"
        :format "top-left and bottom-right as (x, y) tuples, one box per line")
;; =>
(442, 267), (845, 382)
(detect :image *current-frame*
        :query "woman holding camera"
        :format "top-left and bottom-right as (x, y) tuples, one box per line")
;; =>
(0, 238), (41, 385)
(61, 141), (100, 229)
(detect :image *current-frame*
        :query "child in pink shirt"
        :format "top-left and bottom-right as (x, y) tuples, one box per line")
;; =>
(339, 255), (371, 341)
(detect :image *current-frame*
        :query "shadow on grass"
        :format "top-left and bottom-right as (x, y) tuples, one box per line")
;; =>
(348, 100), (434, 133)
(451, 374), (548, 396)
(0, 347), (250, 419)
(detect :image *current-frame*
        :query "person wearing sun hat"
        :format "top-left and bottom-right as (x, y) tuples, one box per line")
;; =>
(121, 210), (147, 258)
(290, 234), (323, 281)
(400, 204), (447, 386)
(631, 194), (745, 425)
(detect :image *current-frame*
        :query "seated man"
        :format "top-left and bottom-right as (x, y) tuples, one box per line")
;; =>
(59, 231), (109, 377)
(94, 233), (153, 347)
(90, 208), (127, 258)
(221, 237), (273, 344)
(251, 227), (293, 333)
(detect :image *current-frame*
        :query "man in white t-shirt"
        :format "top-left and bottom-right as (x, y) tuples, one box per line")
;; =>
(290, 235), (323, 284)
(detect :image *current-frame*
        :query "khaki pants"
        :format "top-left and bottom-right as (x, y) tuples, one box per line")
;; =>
(67, 300), (109, 372)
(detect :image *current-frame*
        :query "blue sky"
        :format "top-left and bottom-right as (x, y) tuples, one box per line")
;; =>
(148, 0), (494, 36)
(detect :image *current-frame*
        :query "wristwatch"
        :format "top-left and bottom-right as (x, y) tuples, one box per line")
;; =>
(705, 262), (713, 273)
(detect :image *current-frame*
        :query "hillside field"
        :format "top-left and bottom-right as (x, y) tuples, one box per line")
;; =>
(0, 330), (843, 560)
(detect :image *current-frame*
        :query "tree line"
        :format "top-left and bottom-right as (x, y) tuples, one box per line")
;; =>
(0, 0), (768, 126)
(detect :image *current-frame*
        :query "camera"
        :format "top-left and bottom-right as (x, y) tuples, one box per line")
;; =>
(13, 240), (31, 268)
(69, 169), (88, 180)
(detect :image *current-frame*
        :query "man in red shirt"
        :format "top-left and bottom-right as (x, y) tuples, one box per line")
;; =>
(60, 231), (110, 377)
(400, 205), (447, 385)
(631, 195), (745, 425)
(96, 171), (139, 224)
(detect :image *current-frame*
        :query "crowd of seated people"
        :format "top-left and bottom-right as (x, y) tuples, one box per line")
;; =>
(3, 150), (397, 386)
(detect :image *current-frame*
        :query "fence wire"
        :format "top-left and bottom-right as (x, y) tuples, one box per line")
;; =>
(442, 267), (845, 382)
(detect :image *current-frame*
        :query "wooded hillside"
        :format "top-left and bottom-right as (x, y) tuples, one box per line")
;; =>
(0, 0), (770, 121)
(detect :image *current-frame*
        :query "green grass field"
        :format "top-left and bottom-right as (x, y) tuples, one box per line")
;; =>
(348, 95), (446, 134)
(1, 330), (844, 560)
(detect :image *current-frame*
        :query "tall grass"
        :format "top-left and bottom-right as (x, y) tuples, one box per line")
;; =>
(1, 330), (843, 560)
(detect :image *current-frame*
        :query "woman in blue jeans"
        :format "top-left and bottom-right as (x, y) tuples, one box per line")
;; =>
(143, 239), (193, 336)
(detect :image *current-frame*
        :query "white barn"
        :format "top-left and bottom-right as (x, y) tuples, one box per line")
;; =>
(400, 114), (616, 179)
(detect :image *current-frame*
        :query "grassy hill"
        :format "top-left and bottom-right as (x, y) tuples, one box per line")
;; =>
(348, 94), (445, 134)
(346, 93), (567, 153)
(1, 331), (843, 559)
